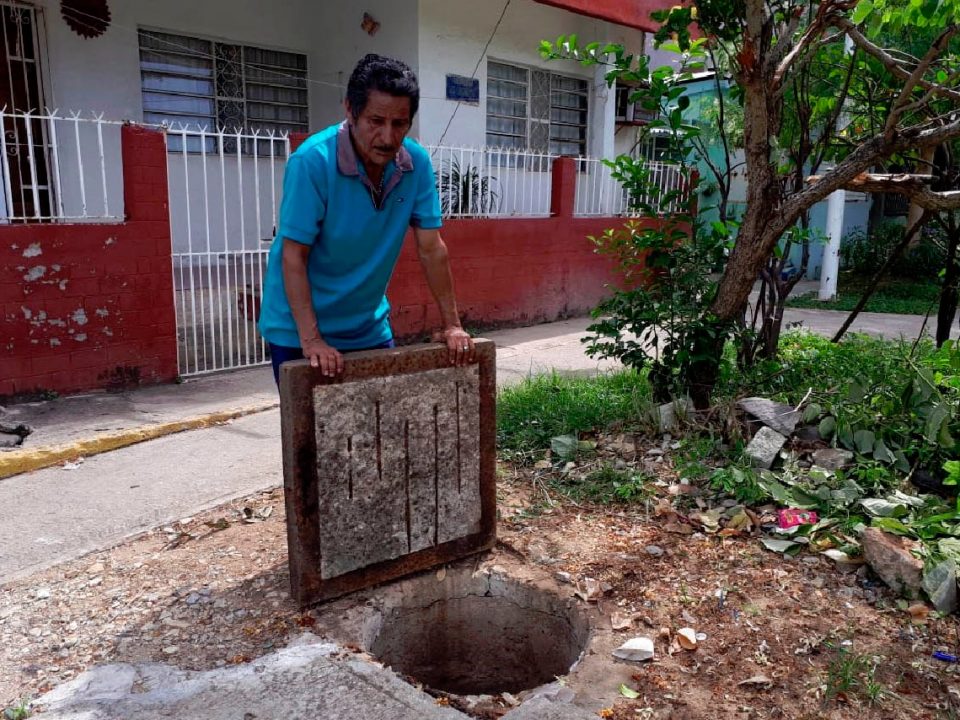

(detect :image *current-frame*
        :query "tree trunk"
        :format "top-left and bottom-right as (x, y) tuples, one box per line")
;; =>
(936, 219), (960, 347)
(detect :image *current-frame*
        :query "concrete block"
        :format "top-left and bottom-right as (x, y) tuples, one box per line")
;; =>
(280, 341), (496, 606)
(36, 644), (469, 720)
(861, 527), (924, 597)
(811, 448), (854, 471)
(745, 426), (787, 469)
(738, 397), (801, 436)
(657, 398), (694, 433)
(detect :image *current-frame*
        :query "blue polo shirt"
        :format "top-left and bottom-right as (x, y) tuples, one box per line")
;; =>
(258, 122), (442, 350)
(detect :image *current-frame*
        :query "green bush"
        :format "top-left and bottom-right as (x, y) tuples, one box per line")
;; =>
(840, 222), (944, 279)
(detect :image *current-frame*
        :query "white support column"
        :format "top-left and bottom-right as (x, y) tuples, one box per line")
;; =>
(819, 187), (844, 300)
(819, 34), (854, 301)
(589, 64), (615, 161)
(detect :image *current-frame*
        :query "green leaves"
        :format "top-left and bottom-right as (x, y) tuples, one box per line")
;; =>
(851, 0), (874, 24)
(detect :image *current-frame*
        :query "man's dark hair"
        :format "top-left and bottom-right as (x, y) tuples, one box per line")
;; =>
(346, 54), (420, 119)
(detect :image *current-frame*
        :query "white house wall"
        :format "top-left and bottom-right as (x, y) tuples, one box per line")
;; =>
(32, 0), (418, 128)
(416, 0), (644, 155)
(27, 0), (419, 254)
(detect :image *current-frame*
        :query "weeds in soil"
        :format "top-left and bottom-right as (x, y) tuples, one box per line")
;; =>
(822, 644), (890, 707)
(3, 699), (31, 720)
(551, 464), (654, 504)
(497, 370), (649, 459)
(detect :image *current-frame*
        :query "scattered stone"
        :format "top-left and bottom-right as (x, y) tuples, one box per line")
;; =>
(793, 425), (822, 444)
(35, 588), (51, 600)
(524, 682), (576, 704)
(922, 560), (958, 615)
(610, 613), (633, 631)
(811, 448), (854, 471)
(612, 637), (655, 662)
(676, 627), (698, 650)
(745, 427), (787, 469)
(162, 646), (179, 655)
(738, 397), (801, 436)
(656, 398), (695, 433)
(861, 527), (924, 597)
(644, 545), (664, 557)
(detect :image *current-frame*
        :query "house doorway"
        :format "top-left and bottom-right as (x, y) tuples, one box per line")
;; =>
(0, 1), (52, 220)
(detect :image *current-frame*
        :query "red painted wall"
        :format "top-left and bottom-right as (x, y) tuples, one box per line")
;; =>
(0, 126), (177, 399)
(388, 215), (625, 337)
(387, 156), (664, 338)
(533, 0), (670, 32)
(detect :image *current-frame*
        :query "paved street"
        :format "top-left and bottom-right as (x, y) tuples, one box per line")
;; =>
(0, 411), (280, 582)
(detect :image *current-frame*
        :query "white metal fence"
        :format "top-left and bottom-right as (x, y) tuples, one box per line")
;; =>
(0, 110), (124, 222)
(574, 157), (686, 217)
(425, 144), (555, 218)
(167, 127), (291, 376)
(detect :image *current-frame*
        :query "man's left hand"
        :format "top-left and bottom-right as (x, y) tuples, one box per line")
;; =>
(434, 326), (475, 366)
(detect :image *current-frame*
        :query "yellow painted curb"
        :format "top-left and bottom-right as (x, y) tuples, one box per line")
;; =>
(0, 403), (279, 480)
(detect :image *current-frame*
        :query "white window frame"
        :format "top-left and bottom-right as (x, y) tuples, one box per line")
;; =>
(137, 28), (309, 140)
(485, 59), (589, 156)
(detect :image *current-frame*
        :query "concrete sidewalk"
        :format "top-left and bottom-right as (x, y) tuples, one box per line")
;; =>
(1, 304), (954, 480)
(0, 322), (614, 479)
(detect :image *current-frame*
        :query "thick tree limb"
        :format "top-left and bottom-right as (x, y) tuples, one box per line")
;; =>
(883, 26), (959, 136)
(806, 172), (960, 210)
(832, 17), (960, 104)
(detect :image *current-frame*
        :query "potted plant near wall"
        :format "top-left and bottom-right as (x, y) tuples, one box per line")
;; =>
(437, 157), (500, 217)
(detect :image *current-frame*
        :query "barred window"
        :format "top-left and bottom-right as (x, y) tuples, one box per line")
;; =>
(138, 30), (308, 140)
(486, 60), (588, 155)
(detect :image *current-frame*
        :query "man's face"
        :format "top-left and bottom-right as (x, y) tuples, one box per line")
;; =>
(346, 90), (412, 169)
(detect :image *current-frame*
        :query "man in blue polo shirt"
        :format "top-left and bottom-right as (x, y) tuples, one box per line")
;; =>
(259, 54), (474, 381)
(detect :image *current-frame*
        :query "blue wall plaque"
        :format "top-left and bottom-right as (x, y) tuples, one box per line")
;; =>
(446, 74), (480, 103)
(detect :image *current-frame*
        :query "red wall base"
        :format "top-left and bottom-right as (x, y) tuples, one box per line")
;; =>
(0, 126), (177, 400)
(388, 216), (625, 338)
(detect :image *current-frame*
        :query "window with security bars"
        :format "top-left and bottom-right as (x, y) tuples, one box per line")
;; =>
(138, 30), (308, 151)
(486, 61), (588, 157)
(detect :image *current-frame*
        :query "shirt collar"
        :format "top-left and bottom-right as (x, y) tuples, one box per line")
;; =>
(336, 121), (414, 177)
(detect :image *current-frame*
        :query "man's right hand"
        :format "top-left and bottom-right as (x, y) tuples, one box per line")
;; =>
(302, 338), (343, 377)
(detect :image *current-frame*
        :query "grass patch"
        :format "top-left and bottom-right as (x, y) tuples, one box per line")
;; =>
(822, 644), (889, 707)
(728, 330), (938, 405)
(785, 278), (939, 316)
(552, 464), (654, 504)
(497, 370), (649, 457)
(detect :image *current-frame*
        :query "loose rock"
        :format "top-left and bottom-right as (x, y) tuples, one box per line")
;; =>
(738, 397), (801, 436)
(861, 527), (924, 597)
(811, 448), (854, 471)
(745, 427), (787, 469)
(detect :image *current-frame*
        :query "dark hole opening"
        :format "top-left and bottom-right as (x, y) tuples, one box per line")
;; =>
(370, 593), (587, 696)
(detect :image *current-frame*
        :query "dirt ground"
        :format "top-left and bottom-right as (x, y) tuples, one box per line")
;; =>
(3, 451), (960, 719)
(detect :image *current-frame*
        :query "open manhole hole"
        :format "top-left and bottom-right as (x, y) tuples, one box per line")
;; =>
(369, 568), (590, 696)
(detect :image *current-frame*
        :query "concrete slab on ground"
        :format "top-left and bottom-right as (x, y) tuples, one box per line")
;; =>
(35, 642), (470, 720)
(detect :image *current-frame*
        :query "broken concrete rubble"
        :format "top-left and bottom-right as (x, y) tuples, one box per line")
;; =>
(811, 448), (854, 471)
(861, 527), (924, 597)
(738, 397), (801, 436)
(745, 426), (787, 469)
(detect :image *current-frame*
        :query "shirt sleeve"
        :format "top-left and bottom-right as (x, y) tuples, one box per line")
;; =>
(277, 152), (326, 245)
(410, 150), (443, 230)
